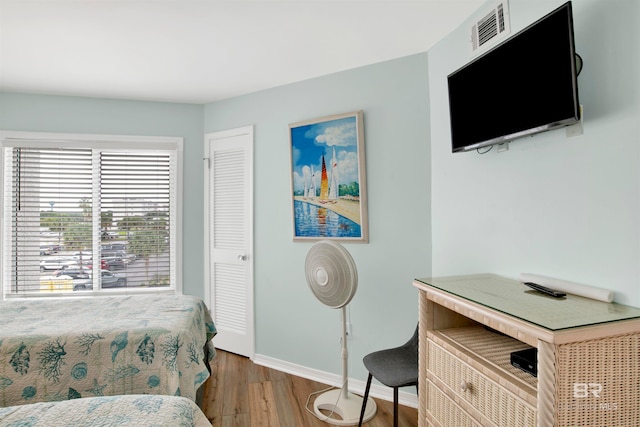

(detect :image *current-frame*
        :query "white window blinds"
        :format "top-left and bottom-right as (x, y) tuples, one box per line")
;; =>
(1, 134), (181, 297)
(99, 151), (175, 290)
(5, 147), (93, 293)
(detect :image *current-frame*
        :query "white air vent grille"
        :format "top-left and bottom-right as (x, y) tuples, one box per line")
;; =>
(470, 1), (510, 54)
(476, 10), (498, 47)
(497, 3), (506, 33)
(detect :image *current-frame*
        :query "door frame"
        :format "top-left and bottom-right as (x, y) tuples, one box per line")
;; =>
(203, 125), (255, 359)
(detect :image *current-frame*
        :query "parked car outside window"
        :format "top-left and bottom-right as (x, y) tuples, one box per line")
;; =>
(71, 269), (127, 291)
(53, 269), (91, 291)
(39, 258), (79, 272)
(102, 270), (126, 287)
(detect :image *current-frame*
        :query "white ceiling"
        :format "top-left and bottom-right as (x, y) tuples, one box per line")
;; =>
(0, 0), (483, 104)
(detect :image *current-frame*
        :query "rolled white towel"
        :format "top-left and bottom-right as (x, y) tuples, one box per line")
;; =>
(519, 273), (614, 303)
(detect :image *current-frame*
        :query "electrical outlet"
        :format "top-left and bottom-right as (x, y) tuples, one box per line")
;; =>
(338, 319), (352, 338)
(338, 322), (352, 345)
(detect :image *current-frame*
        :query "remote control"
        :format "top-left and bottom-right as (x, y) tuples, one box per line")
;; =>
(523, 282), (566, 298)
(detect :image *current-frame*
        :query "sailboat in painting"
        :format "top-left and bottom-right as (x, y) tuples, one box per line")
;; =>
(318, 155), (336, 204)
(308, 165), (316, 200)
(303, 165), (312, 199)
(328, 148), (338, 203)
(303, 150), (337, 203)
(318, 150), (338, 204)
(319, 156), (328, 203)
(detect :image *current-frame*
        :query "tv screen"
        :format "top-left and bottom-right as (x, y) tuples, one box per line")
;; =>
(448, 1), (580, 153)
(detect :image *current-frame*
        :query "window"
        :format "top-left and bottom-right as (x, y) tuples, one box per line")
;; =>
(1, 131), (182, 298)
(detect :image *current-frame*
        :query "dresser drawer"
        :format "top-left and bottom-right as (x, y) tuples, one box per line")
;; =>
(426, 379), (480, 427)
(427, 337), (536, 427)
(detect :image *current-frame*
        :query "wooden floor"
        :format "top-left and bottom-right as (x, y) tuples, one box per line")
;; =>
(201, 350), (418, 427)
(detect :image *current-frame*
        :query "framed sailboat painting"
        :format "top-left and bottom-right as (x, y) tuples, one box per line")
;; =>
(289, 111), (368, 242)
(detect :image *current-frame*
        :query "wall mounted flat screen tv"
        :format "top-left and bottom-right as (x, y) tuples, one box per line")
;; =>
(448, 1), (580, 153)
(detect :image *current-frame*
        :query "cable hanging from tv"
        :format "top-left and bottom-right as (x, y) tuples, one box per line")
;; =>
(575, 53), (583, 76)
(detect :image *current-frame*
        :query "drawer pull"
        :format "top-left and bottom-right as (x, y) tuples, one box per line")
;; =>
(459, 380), (470, 392)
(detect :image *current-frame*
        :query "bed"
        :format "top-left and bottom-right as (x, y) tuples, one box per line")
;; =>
(0, 394), (212, 426)
(0, 294), (216, 408)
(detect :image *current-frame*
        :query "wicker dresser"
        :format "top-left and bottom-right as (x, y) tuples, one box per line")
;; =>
(413, 274), (640, 427)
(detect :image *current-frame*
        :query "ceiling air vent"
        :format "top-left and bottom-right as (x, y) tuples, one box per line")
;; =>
(470, 1), (510, 55)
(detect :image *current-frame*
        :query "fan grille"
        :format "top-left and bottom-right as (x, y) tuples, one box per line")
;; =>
(305, 240), (357, 308)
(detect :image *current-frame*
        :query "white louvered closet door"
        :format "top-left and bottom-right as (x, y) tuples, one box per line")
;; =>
(205, 126), (254, 358)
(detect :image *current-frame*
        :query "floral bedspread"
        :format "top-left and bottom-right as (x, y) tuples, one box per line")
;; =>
(0, 394), (212, 426)
(0, 294), (216, 407)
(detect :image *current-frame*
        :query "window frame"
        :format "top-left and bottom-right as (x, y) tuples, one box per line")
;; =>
(0, 130), (183, 299)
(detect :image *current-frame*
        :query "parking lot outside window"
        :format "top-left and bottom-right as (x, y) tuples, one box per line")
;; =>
(1, 132), (182, 298)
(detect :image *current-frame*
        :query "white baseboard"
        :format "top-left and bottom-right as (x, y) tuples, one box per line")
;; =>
(253, 354), (418, 409)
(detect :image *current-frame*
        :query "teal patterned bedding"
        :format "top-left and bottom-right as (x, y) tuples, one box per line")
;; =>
(0, 295), (216, 407)
(0, 394), (212, 426)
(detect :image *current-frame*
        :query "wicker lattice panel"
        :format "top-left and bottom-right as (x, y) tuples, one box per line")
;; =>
(554, 332), (640, 427)
(428, 337), (536, 427)
(439, 326), (539, 389)
(426, 380), (480, 427)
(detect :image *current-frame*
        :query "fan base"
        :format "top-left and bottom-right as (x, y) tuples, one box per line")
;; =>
(313, 389), (377, 426)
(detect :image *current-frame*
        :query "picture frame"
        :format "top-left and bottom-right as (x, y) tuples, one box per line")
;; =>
(289, 111), (368, 242)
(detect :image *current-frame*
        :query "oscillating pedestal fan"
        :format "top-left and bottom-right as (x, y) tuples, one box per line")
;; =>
(305, 240), (377, 426)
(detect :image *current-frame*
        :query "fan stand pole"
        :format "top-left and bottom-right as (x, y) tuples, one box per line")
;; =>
(313, 307), (377, 426)
(341, 306), (349, 392)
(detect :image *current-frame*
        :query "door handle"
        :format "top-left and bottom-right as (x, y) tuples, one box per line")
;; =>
(238, 254), (248, 261)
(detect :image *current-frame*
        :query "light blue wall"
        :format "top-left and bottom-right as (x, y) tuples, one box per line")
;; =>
(204, 54), (431, 378)
(429, 0), (640, 307)
(3, 0), (635, 386)
(0, 93), (206, 299)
